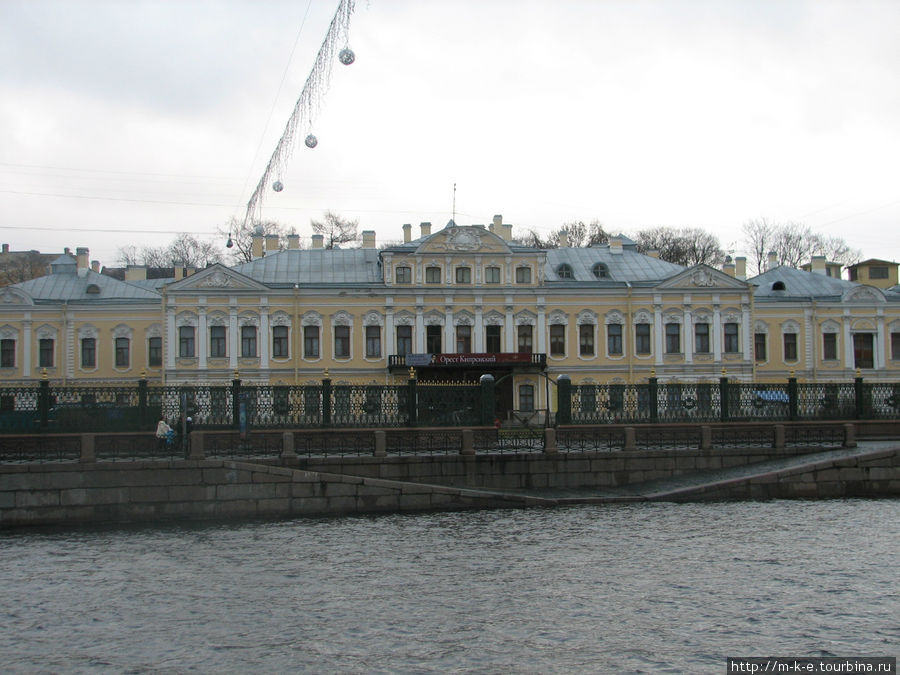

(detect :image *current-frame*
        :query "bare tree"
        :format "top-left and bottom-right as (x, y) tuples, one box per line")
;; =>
(116, 234), (222, 269)
(741, 219), (862, 274)
(310, 211), (358, 249)
(0, 250), (51, 286)
(514, 219), (609, 249)
(218, 217), (294, 263)
(633, 226), (725, 267)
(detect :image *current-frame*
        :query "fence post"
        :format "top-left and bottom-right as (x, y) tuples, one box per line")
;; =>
(719, 373), (729, 422)
(648, 372), (658, 423)
(556, 374), (571, 426)
(787, 373), (798, 421)
(854, 371), (864, 420)
(406, 368), (417, 427)
(137, 371), (148, 428)
(231, 371), (241, 429)
(38, 371), (50, 429)
(479, 373), (495, 426)
(322, 370), (332, 427)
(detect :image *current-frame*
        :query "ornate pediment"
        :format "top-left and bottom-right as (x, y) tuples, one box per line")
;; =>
(842, 285), (885, 304)
(167, 264), (267, 292)
(416, 226), (511, 255)
(658, 264), (749, 290)
(0, 287), (32, 305)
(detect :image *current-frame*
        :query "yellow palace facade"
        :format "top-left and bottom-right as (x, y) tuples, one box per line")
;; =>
(1, 219), (898, 420)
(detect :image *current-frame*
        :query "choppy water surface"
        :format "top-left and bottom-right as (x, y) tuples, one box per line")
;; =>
(1, 500), (897, 673)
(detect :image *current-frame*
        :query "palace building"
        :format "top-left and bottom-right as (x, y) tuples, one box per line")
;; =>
(1, 218), (898, 420)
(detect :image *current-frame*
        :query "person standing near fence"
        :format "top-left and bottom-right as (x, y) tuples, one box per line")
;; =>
(155, 418), (172, 451)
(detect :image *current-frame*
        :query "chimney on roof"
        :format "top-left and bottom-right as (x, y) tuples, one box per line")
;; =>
(403, 223), (411, 243)
(265, 234), (279, 253)
(76, 247), (90, 276)
(287, 233), (300, 250)
(91, 260), (100, 273)
(1, 244), (8, 254)
(251, 228), (264, 259)
(767, 250), (778, 271)
(646, 249), (659, 259)
(362, 230), (376, 249)
(64, 247), (71, 255)
(811, 255), (826, 275)
(735, 256), (747, 280)
(311, 234), (324, 249)
(558, 229), (568, 248)
(420, 222), (432, 238)
(174, 262), (184, 280)
(186, 266), (196, 277)
(610, 236), (623, 255)
(723, 261), (736, 277)
(125, 265), (147, 281)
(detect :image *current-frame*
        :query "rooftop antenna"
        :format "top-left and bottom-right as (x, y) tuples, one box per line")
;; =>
(452, 183), (456, 225)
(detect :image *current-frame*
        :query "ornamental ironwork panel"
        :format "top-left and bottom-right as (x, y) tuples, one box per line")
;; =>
(95, 433), (178, 461)
(784, 425), (843, 447)
(863, 383), (900, 420)
(571, 384), (646, 424)
(494, 428), (543, 454)
(796, 383), (856, 420)
(331, 384), (405, 428)
(657, 383), (720, 423)
(293, 431), (375, 456)
(49, 385), (145, 432)
(241, 385), (323, 428)
(416, 384), (480, 427)
(0, 386), (41, 432)
(711, 425), (774, 448)
(635, 426), (700, 451)
(0, 434), (80, 462)
(557, 427), (624, 452)
(730, 384), (790, 421)
(385, 429), (462, 455)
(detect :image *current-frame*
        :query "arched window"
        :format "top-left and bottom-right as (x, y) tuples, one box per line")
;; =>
(772, 281), (786, 291)
(557, 264), (574, 279)
(592, 263), (609, 279)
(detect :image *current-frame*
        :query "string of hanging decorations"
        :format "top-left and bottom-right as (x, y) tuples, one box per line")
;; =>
(236, 0), (356, 243)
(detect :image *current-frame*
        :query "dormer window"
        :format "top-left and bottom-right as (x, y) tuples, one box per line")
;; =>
(557, 264), (574, 279)
(86, 284), (100, 295)
(592, 263), (609, 279)
(772, 281), (786, 291)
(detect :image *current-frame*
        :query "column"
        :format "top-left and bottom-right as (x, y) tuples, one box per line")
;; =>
(536, 301), (546, 354)
(742, 302), (752, 363)
(804, 308), (814, 374)
(444, 299), (454, 353)
(474, 301), (484, 352)
(22, 316), (32, 378)
(653, 303), (663, 366)
(385, 307), (395, 356)
(684, 306), (693, 364)
(712, 302), (722, 361)
(504, 300), (515, 352)
(198, 306), (208, 370)
(259, 304), (270, 369)
(876, 314), (886, 370)
(66, 319), (75, 379)
(415, 304), (425, 352)
(166, 305), (176, 370)
(229, 302), (238, 370)
(842, 313), (853, 371)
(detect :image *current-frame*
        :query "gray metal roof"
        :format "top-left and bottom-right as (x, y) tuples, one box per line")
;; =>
(12, 269), (162, 303)
(749, 266), (859, 299)
(544, 246), (685, 283)
(233, 248), (383, 285)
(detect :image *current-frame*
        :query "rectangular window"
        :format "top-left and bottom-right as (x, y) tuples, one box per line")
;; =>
(853, 333), (874, 369)
(81, 338), (96, 368)
(607, 324), (623, 356)
(39, 338), (54, 367)
(0, 339), (15, 368)
(455, 325), (471, 353)
(892, 332), (900, 360)
(395, 266), (411, 284)
(334, 325), (350, 358)
(425, 267), (441, 283)
(515, 267), (531, 284)
(148, 337), (162, 367)
(114, 337), (129, 368)
(549, 324), (565, 356)
(426, 325), (442, 353)
(519, 384), (535, 412)
(455, 267), (471, 284)
(272, 325), (289, 358)
(517, 325), (533, 353)
(304, 325), (319, 359)
(485, 266), (501, 284)
(365, 326), (381, 358)
(210, 326), (226, 358)
(178, 326), (195, 358)
(241, 325), (257, 357)
(665, 323), (680, 354)
(635, 324), (651, 355)
(485, 325), (501, 353)
(579, 324), (594, 356)
(724, 323), (739, 353)
(869, 266), (889, 279)
(822, 333), (837, 361)
(695, 323), (710, 353)
(783, 333), (798, 361)
(754, 333), (767, 362)
(396, 325), (412, 355)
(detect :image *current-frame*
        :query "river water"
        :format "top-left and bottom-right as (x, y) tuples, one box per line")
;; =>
(1, 500), (897, 674)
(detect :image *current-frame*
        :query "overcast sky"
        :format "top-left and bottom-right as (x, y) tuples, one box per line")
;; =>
(2, 0), (898, 270)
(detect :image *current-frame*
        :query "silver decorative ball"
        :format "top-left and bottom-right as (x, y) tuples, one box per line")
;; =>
(338, 47), (355, 65)
(272, 180), (284, 192)
(304, 134), (318, 148)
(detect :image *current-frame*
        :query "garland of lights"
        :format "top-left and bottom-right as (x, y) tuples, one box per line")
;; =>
(242, 0), (356, 228)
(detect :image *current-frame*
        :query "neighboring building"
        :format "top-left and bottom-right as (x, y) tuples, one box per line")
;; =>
(1, 218), (898, 420)
(0, 243), (69, 287)
(846, 259), (899, 289)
